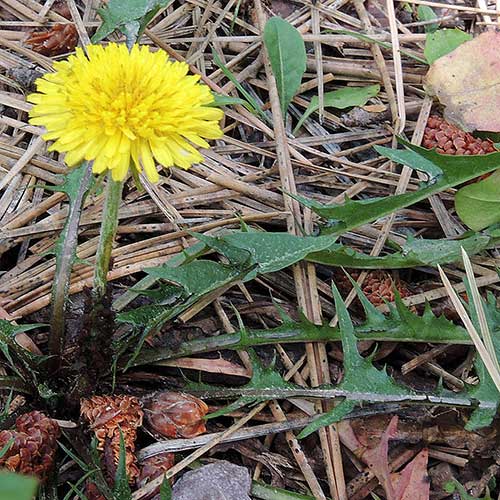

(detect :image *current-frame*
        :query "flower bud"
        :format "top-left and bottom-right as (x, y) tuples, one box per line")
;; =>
(138, 452), (175, 499)
(145, 392), (208, 439)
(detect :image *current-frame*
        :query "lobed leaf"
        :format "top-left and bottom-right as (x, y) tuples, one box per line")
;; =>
(117, 247), (255, 369)
(130, 271), (473, 367)
(462, 287), (500, 430)
(295, 140), (500, 234)
(92, 0), (173, 44)
(201, 350), (296, 419)
(306, 232), (496, 269)
(298, 285), (412, 438)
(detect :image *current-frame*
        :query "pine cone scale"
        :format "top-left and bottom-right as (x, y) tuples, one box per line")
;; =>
(81, 395), (143, 483)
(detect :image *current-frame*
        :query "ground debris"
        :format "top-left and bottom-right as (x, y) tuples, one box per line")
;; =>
(171, 461), (251, 500)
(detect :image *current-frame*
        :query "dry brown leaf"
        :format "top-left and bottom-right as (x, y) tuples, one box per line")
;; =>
(347, 416), (430, 500)
(392, 449), (430, 500)
(425, 31), (500, 132)
(362, 415), (399, 500)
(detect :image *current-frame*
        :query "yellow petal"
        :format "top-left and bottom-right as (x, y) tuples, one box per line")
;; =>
(28, 42), (225, 182)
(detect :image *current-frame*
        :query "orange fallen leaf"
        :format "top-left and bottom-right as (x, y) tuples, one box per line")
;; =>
(362, 415), (399, 500)
(341, 416), (430, 500)
(392, 449), (430, 500)
(425, 31), (500, 132)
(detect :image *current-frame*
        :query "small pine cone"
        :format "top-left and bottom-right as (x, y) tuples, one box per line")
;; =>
(0, 411), (60, 481)
(26, 23), (78, 56)
(138, 452), (175, 499)
(144, 392), (208, 439)
(423, 115), (496, 156)
(81, 395), (143, 483)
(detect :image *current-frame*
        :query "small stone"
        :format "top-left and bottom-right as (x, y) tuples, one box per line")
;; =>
(172, 461), (251, 500)
(6, 66), (43, 91)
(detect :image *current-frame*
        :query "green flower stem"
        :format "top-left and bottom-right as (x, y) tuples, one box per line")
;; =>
(50, 162), (93, 369)
(92, 174), (124, 304)
(128, 318), (472, 368)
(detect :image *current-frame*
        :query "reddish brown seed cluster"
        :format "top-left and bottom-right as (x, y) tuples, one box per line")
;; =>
(26, 23), (78, 56)
(362, 270), (412, 307)
(0, 411), (60, 481)
(335, 270), (412, 308)
(80, 395), (144, 482)
(423, 115), (496, 155)
(144, 392), (209, 439)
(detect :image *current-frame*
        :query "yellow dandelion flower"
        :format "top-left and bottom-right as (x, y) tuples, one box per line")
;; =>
(28, 43), (224, 182)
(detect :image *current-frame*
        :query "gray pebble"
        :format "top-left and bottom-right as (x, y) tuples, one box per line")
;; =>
(172, 461), (251, 500)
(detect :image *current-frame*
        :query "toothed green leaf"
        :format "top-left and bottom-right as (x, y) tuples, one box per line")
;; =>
(200, 350), (296, 419)
(463, 285), (500, 430)
(295, 141), (500, 235)
(191, 232), (253, 267)
(132, 282), (471, 367)
(92, 0), (173, 44)
(117, 253), (255, 369)
(307, 233), (496, 269)
(298, 284), (412, 438)
(298, 400), (356, 440)
(0, 320), (46, 383)
(221, 231), (336, 275)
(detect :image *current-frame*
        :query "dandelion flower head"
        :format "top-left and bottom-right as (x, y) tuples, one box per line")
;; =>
(28, 43), (223, 182)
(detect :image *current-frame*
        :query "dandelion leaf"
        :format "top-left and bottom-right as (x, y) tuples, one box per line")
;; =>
(298, 285), (412, 438)
(294, 140), (500, 234)
(93, 0), (173, 44)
